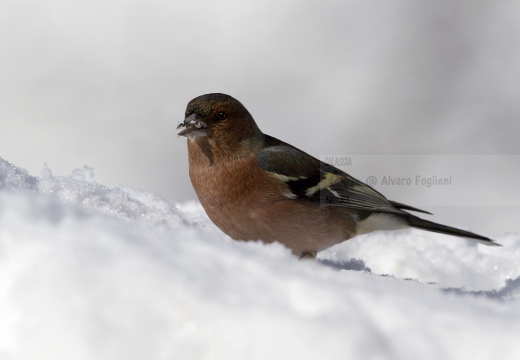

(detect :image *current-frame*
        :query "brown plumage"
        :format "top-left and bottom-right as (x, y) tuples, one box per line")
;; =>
(178, 93), (499, 258)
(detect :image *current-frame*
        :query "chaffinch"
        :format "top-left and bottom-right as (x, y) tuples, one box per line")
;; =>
(177, 93), (499, 258)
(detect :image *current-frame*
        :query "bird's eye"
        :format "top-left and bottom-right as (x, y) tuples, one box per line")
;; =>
(216, 111), (227, 121)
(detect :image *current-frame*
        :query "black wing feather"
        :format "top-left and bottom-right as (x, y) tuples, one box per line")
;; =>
(256, 142), (428, 215)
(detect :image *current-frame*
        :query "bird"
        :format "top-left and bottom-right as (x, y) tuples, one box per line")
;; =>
(177, 93), (500, 258)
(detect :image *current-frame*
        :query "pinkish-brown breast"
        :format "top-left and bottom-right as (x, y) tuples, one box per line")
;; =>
(186, 138), (356, 256)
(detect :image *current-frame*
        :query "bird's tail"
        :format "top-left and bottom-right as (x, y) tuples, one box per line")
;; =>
(405, 215), (500, 246)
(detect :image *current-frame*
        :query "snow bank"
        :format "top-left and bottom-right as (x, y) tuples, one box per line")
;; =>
(1, 157), (519, 360)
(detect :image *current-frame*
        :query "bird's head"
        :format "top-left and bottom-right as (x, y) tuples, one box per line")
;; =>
(178, 93), (264, 156)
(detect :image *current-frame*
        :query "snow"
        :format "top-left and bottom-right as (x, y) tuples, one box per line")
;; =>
(1, 156), (519, 360)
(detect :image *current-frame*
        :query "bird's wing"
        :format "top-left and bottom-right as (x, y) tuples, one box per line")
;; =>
(257, 143), (430, 215)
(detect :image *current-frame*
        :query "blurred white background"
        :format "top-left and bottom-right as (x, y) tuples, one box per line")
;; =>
(1, 0), (519, 236)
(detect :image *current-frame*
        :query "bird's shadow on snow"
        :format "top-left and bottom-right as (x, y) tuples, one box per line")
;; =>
(442, 276), (520, 302)
(318, 258), (520, 302)
(318, 258), (372, 272)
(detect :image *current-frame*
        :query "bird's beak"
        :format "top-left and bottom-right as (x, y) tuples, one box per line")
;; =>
(177, 114), (208, 139)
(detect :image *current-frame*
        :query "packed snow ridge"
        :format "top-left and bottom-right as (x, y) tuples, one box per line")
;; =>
(0, 156), (519, 360)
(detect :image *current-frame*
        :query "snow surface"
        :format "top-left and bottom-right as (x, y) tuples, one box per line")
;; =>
(1, 156), (519, 360)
